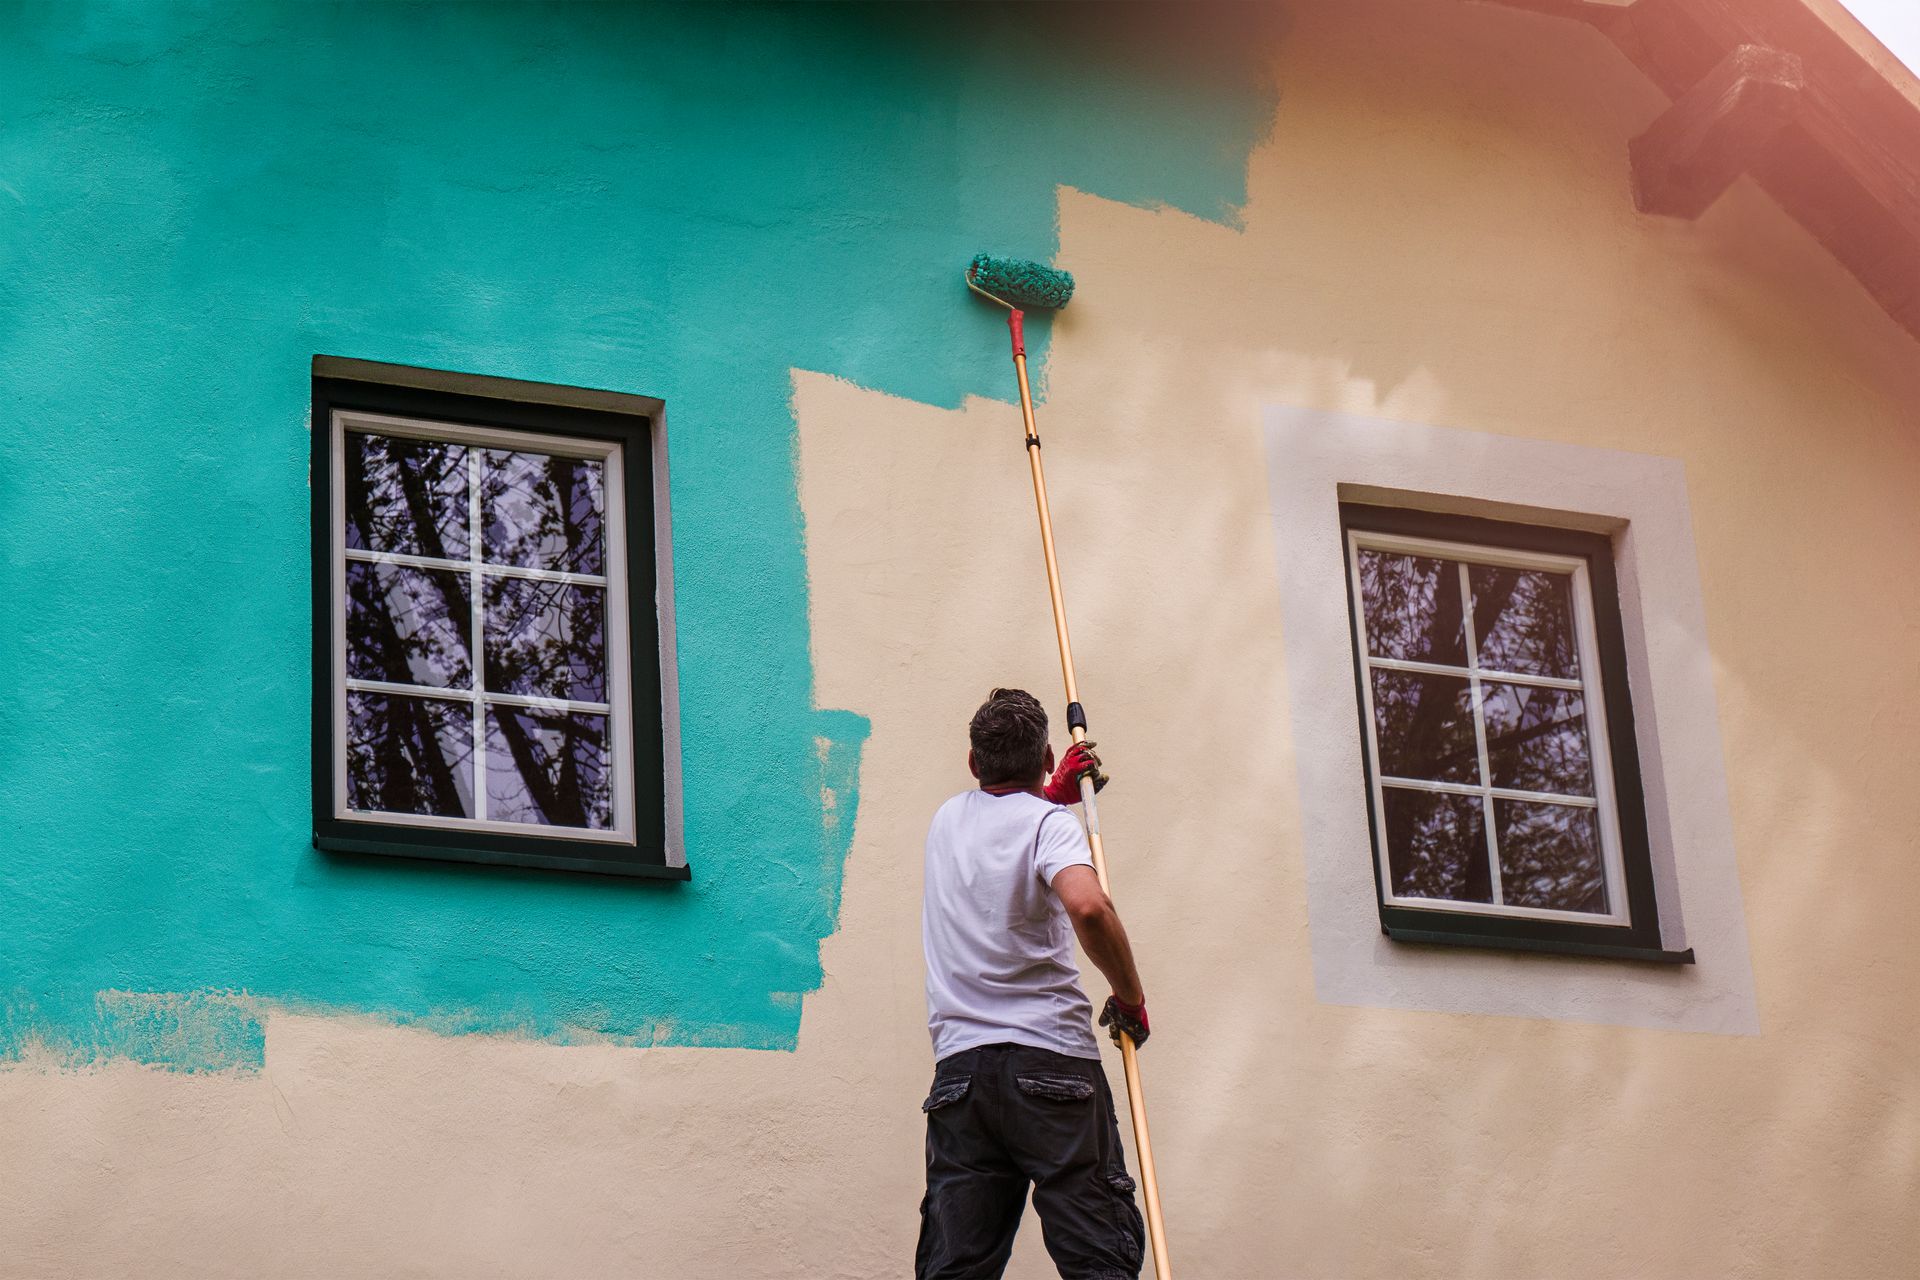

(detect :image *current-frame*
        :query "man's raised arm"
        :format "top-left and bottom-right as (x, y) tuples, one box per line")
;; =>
(1051, 864), (1150, 1046)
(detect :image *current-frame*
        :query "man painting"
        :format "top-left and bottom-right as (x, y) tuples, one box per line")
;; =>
(916, 688), (1152, 1280)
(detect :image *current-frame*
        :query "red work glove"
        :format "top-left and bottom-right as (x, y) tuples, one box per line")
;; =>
(1043, 741), (1108, 806)
(1099, 995), (1150, 1049)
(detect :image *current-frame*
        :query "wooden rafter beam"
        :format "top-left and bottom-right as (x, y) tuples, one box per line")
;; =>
(1629, 44), (1805, 218)
(1473, 0), (1920, 342)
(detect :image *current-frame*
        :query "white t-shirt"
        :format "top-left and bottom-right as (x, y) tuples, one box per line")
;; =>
(922, 789), (1101, 1062)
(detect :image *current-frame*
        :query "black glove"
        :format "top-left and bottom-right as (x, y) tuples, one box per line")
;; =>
(1099, 995), (1150, 1049)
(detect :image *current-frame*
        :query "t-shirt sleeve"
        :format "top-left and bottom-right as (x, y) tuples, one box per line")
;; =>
(1033, 807), (1095, 888)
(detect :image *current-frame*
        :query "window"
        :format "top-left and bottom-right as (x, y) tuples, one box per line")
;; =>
(1341, 504), (1685, 961)
(311, 373), (683, 879)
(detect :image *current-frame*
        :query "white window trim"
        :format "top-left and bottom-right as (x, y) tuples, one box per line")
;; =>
(1265, 404), (1758, 1034)
(1346, 528), (1631, 927)
(328, 408), (638, 845)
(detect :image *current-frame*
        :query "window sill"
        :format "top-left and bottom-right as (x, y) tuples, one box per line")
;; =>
(315, 831), (691, 881)
(1385, 925), (1694, 965)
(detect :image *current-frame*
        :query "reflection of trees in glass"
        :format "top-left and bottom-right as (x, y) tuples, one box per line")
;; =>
(347, 563), (472, 689)
(1370, 671), (1477, 783)
(481, 574), (610, 829)
(483, 578), (606, 702)
(345, 435), (476, 822)
(487, 709), (611, 829)
(346, 434), (468, 555)
(344, 433), (611, 829)
(347, 692), (472, 817)
(1484, 684), (1592, 796)
(1496, 802), (1605, 912)
(1359, 552), (1464, 664)
(1383, 789), (1490, 902)
(482, 450), (605, 573)
(1472, 567), (1578, 678)
(1361, 546), (1607, 914)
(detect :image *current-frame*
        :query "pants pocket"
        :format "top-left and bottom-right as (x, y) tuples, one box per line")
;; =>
(1105, 1166), (1146, 1269)
(922, 1073), (972, 1112)
(1014, 1071), (1095, 1103)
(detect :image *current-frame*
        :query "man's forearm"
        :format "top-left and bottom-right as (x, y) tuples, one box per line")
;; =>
(1071, 900), (1144, 1006)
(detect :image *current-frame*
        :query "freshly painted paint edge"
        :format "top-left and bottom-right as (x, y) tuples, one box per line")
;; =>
(0, 992), (267, 1075)
(1264, 405), (1759, 1034)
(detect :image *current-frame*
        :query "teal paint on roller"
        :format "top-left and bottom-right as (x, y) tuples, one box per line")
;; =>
(967, 254), (1076, 311)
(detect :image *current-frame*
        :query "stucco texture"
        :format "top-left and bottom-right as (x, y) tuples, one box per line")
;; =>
(6, 1), (1920, 1277)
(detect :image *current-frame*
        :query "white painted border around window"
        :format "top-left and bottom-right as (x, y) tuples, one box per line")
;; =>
(649, 401), (687, 870)
(329, 408), (637, 846)
(1265, 406), (1758, 1034)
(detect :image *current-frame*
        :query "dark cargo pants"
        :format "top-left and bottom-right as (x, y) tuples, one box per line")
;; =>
(915, 1042), (1146, 1280)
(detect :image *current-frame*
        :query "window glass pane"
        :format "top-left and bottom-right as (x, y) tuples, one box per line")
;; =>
(346, 562), (472, 689)
(483, 577), (607, 702)
(486, 707), (613, 829)
(1370, 670), (1479, 785)
(1357, 550), (1467, 666)
(482, 449), (606, 574)
(1494, 800), (1607, 913)
(345, 432), (469, 559)
(346, 691), (474, 818)
(1470, 566), (1579, 679)
(1382, 787), (1491, 903)
(1482, 683), (1593, 796)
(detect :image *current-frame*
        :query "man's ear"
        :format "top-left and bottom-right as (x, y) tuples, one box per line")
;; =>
(968, 749), (981, 781)
(1042, 744), (1056, 777)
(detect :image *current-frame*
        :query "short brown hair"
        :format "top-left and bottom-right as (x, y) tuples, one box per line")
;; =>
(969, 688), (1049, 786)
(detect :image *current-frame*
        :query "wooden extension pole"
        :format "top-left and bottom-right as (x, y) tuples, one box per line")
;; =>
(1008, 312), (1173, 1280)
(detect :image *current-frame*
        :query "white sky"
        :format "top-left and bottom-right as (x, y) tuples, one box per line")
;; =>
(1846, 0), (1920, 74)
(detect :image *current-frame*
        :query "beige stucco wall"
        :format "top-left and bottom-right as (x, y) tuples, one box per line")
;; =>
(5, 2), (1917, 1276)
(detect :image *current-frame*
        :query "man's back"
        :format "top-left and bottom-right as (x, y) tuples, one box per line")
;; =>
(913, 689), (1147, 1280)
(922, 788), (1099, 1062)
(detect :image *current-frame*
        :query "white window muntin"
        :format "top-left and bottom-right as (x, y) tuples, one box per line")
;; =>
(329, 408), (638, 844)
(1346, 528), (1631, 927)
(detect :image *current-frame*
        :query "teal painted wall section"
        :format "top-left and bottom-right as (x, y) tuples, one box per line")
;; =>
(0, 1), (1277, 1068)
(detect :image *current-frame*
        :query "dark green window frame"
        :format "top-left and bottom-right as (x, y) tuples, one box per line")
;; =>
(1340, 503), (1689, 964)
(310, 370), (685, 881)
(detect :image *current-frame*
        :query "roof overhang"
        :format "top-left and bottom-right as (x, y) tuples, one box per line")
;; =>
(1480, 0), (1920, 343)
